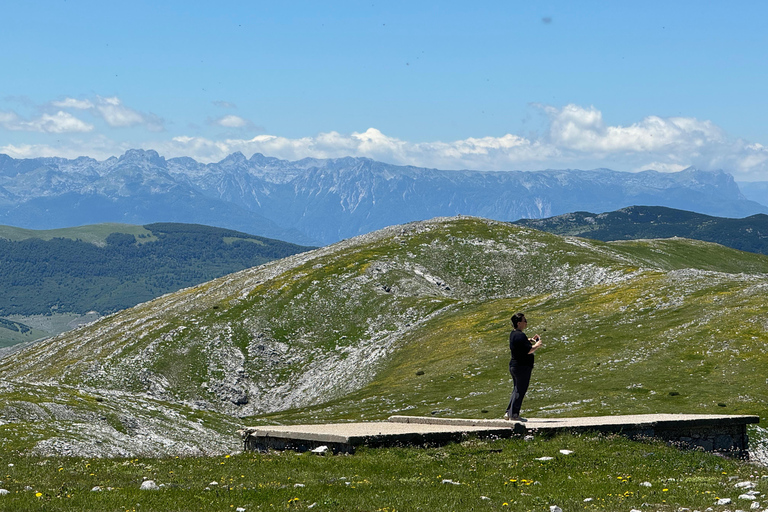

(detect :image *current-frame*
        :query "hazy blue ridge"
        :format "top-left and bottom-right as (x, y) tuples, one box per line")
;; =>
(0, 222), (313, 317)
(1, 150), (766, 245)
(514, 205), (768, 255)
(737, 180), (768, 205)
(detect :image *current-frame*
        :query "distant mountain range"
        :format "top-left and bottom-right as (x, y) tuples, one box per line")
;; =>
(1, 150), (766, 245)
(515, 205), (768, 255)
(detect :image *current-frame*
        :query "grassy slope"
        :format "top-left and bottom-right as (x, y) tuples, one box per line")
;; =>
(515, 205), (768, 255)
(0, 223), (155, 245)
(0, 222), (312, 347)
(1, 217), (768, 459)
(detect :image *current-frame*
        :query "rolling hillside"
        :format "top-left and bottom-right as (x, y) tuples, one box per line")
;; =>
(0, 222), (313, 347)
(0, 217), (767, 458)
(515, 205), (768, 255)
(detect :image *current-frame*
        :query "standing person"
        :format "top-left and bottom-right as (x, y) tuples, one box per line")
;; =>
(504, 312), (542, 421)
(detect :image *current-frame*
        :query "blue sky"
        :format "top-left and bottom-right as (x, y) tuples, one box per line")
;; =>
(2, 1), (768, 179)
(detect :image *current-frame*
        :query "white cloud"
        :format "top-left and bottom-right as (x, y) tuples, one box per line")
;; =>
(214, 115), (250, 128)
(51, 98), (94, 109)
(543, 104), (726, 153)
(46, 95), (164, 131)
(5, 102), (768, 181)
(0, 135), (130, 160)
(0, 110), (93, 133)
(95, 96), (146, 127)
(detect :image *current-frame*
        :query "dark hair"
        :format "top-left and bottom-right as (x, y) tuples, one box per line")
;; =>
(511, 312), (526, 329)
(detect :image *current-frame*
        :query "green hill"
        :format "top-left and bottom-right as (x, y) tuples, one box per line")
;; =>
(0, 217), (767, 459)
(0, 222), (313, 346)
(514, 205), (768, 254)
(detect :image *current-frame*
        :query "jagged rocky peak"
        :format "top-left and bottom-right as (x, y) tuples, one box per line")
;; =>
(219, 151), (247, 165)
(117, 149), (166, 168)
(248, 152), (284, 167)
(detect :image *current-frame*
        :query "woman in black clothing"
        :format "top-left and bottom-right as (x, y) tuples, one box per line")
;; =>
(504, 312), (542, 421)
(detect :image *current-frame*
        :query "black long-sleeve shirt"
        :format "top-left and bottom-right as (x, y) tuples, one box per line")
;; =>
(509, 329), (534, 367)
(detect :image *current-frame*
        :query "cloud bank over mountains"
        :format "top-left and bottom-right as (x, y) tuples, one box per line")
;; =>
(2, 96), (767, 181)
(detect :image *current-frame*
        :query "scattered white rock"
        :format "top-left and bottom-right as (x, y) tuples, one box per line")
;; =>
(737, 481), (757, 489)
(630, 509), (642, 512)
(441, 479), (460, 485)
(583, 497), (593, 502)
(294, 483), (305, 488)
(310, 445), (329, 454)
(550, 506), (562, 512)
(6, 464), (12, 468)
(24, 486), (33, 491)
(535, 456), (554, 461)
(209, 481), (219, 486)
(0, 489), (8, 496)
(481, 496), (490, 500)
(741, 494), (758, 501)
(640, 481), (652, 487)
(91, 486), (102, 492)
(750, 502), (760, 510)
(140, 480), (159, 491)
(559, 449), (573, 455)
(236, 508), (246, 512)
(717, 498), (732, 505)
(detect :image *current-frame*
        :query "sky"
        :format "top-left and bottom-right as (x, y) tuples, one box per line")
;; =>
(2, 1), (768, 180)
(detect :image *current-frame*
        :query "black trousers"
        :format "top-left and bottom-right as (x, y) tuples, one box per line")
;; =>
(506, 365), (533, 416)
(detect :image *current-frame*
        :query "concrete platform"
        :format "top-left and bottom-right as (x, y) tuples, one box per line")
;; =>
(241, 413), (759, 458)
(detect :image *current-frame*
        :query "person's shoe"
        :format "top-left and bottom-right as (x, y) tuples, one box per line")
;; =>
(508, 414), (528, 422)
(503, 412), (510, 420)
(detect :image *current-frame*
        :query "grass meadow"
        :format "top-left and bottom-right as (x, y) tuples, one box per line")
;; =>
(0, 432), (766, 512)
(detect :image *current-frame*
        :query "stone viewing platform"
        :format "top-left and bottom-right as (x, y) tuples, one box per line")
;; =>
(241, 413), (759, 458)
